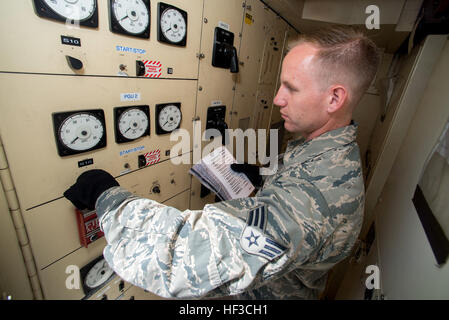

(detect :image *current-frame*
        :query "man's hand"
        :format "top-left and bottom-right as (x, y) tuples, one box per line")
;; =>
(230, 163), (262, 187)
(63, 169), (119, 210)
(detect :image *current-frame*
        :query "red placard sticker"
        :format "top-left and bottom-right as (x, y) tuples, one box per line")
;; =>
(75, 209), (104, 248)
(144, 149), (161, 166)
(143, 60), (162, 78)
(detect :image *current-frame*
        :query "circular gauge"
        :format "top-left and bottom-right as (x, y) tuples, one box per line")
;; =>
(111, 0), (150, 36)
(43, 0), (96, 21)
(160, 7), (187, 44)
(84, 258), (114, 290)
(157, 104), (182, 134)
(58, 112), (104, 152)
(118, 108), (149, 140)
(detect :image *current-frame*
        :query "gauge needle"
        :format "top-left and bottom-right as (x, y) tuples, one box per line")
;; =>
(120, 15), (129, 21)
(163, 121), (169, 127)
(125, 127), (131, 133)
(166, 28), (171, 32)
(71, 137), (79, 144)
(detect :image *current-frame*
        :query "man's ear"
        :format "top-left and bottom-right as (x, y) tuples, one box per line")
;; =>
(327, 86), (347, 113)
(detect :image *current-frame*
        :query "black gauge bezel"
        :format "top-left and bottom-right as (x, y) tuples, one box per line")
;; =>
(109, 0), (151, 39)
(32, 0), (98, 28)
(114, 105), (150, 143)
(155, 102), (182, 135)
(52, 109), (106, 157)
(157, 2), (188, 47)
(80, 255), (116, 298)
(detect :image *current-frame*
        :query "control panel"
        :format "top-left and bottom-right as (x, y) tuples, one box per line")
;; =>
(0, 0), (294, 300)
(0, 1), (202, 78)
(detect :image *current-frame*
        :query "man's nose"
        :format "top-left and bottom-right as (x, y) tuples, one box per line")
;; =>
(273, 89), (287, 108)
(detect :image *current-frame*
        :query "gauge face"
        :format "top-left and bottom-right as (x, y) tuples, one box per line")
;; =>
(110, 0), (150, 37)
(160, 8), (186, 43)
(43, 0), (96, 21)
(84, 259), (114, 289)
(59, 113), (104, 151)
(33, 0), (98, 27)
(117, 107), (149, 141)
(156, 103), (182, 134)
(157, 3), (187, 46)
(52, 110), (106, 157)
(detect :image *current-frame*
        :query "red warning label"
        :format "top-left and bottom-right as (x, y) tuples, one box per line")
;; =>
(143, 60), (162, 78)
(144, 149), (161, 166)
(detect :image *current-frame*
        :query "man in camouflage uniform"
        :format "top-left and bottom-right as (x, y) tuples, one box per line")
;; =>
(65, 26), (380, 299)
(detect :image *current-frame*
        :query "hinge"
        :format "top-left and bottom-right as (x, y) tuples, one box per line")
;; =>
(0, 135), (44, 300)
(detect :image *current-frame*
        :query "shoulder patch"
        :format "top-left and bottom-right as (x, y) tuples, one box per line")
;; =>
(240, 205), (287, 260)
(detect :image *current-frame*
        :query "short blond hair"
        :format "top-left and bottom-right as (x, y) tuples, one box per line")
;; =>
(292, 25), (380, 104)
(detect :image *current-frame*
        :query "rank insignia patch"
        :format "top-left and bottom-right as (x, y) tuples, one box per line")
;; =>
(240, 205), (287, 260)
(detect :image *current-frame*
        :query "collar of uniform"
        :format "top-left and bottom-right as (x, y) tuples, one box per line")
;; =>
(283, 122), (358, 166)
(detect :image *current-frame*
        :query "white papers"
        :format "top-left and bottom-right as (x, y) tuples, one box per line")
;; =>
(190, 146), (255, 201)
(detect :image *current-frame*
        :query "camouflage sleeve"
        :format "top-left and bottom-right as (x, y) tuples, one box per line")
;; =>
(96, 179), (327, 299)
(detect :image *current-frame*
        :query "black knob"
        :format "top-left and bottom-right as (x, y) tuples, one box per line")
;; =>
(152, 186), (160, 194)
(66, 56), (83, 70)
(138, 155), (147, 168)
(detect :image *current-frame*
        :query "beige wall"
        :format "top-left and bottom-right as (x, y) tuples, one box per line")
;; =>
(374, 38), (449, 299)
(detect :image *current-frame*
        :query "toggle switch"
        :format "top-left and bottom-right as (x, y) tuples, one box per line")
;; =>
(66, 55), (83, 70)
(138, 155), (147, 168)
(136, 60), (146, 76)
(152, 185), (161, 194)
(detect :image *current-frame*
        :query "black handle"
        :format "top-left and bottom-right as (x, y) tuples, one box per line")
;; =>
(66, 56), (83, 70)
(230, 46), (239, 73)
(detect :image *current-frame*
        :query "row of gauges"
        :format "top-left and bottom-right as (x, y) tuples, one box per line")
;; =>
(33, 0), (187, 46)
(52, 104), (182, 157)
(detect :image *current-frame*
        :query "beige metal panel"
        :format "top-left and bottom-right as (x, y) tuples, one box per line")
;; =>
(38, 237), (105, 299)
(116, 158), (192, 201)
(0, 74), (196, 210)
(363, 35), (447, 237)
(0, 0), (202, 79)
(196, 0), (244, 123)
(26, 158), (191, 270)
(190, 179), (217, 210)
(257, 12), (285, 87)
(252, 19), (291, 161)
(0, 178), (34, 299)
(230, 0), (269, 130)
(268, 26), (296, 128)
(191, 0), (245, 210)
(86, 276), (132, 300)
(119, 285), (165, 300)
(254, 85), (274, 131)
(163, 189), (191, 211)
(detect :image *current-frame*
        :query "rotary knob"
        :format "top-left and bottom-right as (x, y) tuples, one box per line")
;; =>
(152, 186), (161, 194)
